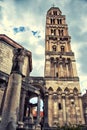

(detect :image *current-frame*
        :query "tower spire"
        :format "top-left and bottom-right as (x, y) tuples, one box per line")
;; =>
(52, 3), (55, 7)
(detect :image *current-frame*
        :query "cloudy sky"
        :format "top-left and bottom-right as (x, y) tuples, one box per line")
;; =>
(0, 0), (87, 94)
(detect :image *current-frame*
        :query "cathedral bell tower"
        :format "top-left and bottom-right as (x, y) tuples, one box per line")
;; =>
(44, 7), (85, 126)
(45, 7), (77, 78)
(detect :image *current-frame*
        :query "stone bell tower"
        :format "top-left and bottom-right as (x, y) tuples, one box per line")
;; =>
(44, 7), (85, 126)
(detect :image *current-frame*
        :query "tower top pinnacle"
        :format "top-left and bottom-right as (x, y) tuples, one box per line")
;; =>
(52, 3), (55, 7)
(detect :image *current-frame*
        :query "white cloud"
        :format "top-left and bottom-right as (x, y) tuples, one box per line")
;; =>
(0, 0), (87, 94)
(35, 45), (44, 55)
(80, 16), (87, 34)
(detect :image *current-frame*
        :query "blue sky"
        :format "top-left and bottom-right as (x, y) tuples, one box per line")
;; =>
(0, 0), (87, 94)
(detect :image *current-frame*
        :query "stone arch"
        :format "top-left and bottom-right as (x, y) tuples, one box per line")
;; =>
(73, 87), (78, 94)
(50, 57), (54, 62)
(57, 87), (62, 94)
(48, 87), (53, 93)
(64, 87), (70, 94)
(52, 45), (57, 51)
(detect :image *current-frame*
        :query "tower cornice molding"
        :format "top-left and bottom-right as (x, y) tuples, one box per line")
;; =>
(45, 51), (74, 56)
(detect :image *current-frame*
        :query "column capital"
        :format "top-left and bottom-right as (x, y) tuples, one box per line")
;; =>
(62, 93), (65, 99)
(52, 93), (58, 101)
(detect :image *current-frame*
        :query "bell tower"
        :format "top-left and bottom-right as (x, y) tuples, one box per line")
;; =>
(45, 7), (77, 78)
(44, 7), (85, 126)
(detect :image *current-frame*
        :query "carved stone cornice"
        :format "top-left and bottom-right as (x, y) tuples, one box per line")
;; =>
(0, 34), (23, 48)
(46, 51), (74, 56)
(45, 76), (79, 81)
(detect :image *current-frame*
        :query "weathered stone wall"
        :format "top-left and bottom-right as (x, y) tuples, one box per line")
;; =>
(0, 41), (30, 76)
(0, 41), (13, 74)
(46, 79), (84, 126)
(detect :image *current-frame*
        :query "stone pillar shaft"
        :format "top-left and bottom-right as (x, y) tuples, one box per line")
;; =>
(44, 92), (49, 127)
(59, 63), (63, 77)
(66, 64), (69, 77)
(0, 73), (22, 130)
(37, 95), (40, 124)
(62, 96), (66, 123)
(79, 97), (85, 124)
(19, 90), (26, 121)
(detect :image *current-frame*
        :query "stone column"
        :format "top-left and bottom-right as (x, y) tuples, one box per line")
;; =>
(36, 94), (40, 124)
(62, 94), (66, 124)
(53, 93), (58, 126)
(46, 41), (49, 51)
(66, 63), (69, 77)
(54, 60), (56, 77)
(79, 96), (85, 124)
(45, 60), (50, 77)
(44, 91), (49, 128)
(59, 63), (63, 77)
(72, 61), (78, 77)
(0, 82), (7, 116)
(19, 90), (26, 121)
(0, 48), (26, 130)
(48, 93), (53, 126)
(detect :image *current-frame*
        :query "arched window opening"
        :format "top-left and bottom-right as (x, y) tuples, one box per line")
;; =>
(50, 57), (54, 67)
(52, 45), (56, 52)
(50, 19), (52, 24)
(70, 99), (74, 105)
(61, 46), (65, 53)
(61, 30), (63, 36)
(60, 19), (62, 24)
(57, 87), (62, 94)
(56, 72), (58, 77)
(53, 19), (55, 24)
(67, 58), (71, 63)
(56, 58), (59, 67)
(48, 87), (53, 92)
(58, 103), (62, 110)
(73, 88), (78, 94)
(57, 19), (62, 24)
(54, 29), (56, 35)
(53, 11), (57, 15)
(51, 29), (54, 35)
(50, 57), (54, 62)
(26, 97), (44, 121)
(58, 29), (61, 36)
(64, 87), (69, 94)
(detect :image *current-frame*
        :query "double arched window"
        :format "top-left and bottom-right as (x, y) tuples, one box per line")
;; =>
(52, 45), (57, 51)
(51, 29), (56, 35)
